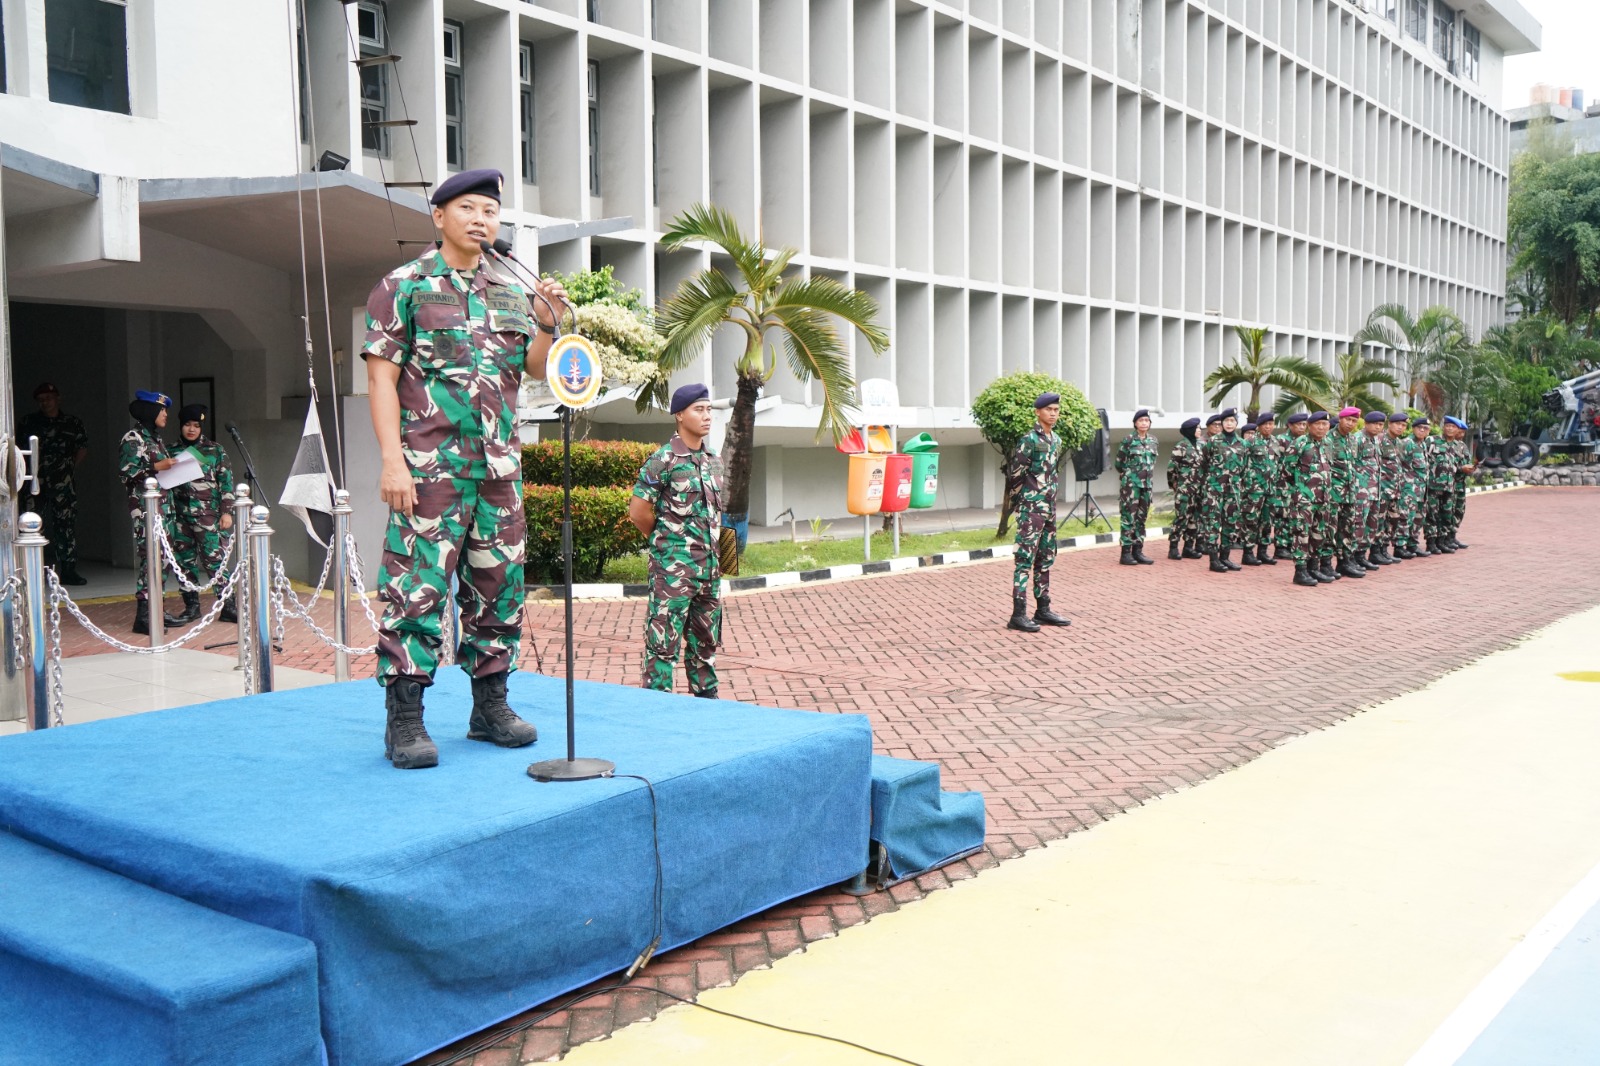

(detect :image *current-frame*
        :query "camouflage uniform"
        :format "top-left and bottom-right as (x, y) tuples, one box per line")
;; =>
(1166, 436), (1204, 546)
(1328, 428), (1364, 560)
(1197, 431), (1245, 553)
(1241, 434), (1274, 548)
(1448, 437), (1472, 535)
(19, 410), (89, 572)
(1396, 436), (1430, 551)
(171, 438), (236, 588)
(1113, 432), (1157, 546)
(1353, 432), (1383, 555)
(1290, 433), (1332, 565)
(117, 425), (178, 602)
(1375, 431), (1403, 550)
(634, 434), (723, 694)
(1270, 434), (1299, 552)
(363, 247), (533, 686)
(1008, 423), (1060, 599)
(1423, 435), (1455, 542)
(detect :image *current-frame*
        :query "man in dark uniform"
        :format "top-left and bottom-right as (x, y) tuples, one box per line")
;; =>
(1005, 392), (1070, 632)
(20, 383), (90, 585)
(629, 384), (724, 696)
(363, 168), (569, 769)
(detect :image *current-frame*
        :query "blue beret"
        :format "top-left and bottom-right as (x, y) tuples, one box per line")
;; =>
(1034, 392), (1060, 409)
(1388, 412), (1409, 423)
(1220, 407), (1237, 419)
(430, 168), (504, 206)
(1132, 408), (1150, 422)
(1309, 411), (1330, 423)
(1254, 411), (1277, 424)
(1180, 417), (1201, 430)
(1286, 412), (1309, 425)
(670, 383), (710, 414)
(134, 390), (172, 407)
(1364, 410), (1386, 423)
(1443, 415), (1467, 430)
(1204, 413), (1224, 426)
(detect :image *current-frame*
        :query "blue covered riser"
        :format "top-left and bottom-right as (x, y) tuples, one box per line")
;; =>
(0, 673), (873, 1066)
(868, 754), (986, 883)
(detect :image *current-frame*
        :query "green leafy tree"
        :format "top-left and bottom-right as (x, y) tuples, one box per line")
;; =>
(540, 265), (661, 387)
(1203, 326), (1329, 420)
(970, 372), (1098, 536)
(1351, 304), (1470, 408)
(1508, 148), (1600, 331)
(641, 204), (890, 537)
(1324, 347), (1402, 413)
(1431, 344), (1509, 426)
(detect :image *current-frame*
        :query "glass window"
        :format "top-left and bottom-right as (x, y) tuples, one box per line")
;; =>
(588, 60), (601, 196)
(358, 2), (388, 157)
(443, 20), (464, 172)
(1461, 20), (1480, 81)
(1403, 0), (1427, 41)
(1432, 1), (1455, 63)
(1377, 0), (1397, 22)
(45, 0), (130, 114)
(519, 43), (536, 183)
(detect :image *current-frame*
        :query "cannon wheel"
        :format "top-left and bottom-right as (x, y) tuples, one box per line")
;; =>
(1502, 437), (1538, 470)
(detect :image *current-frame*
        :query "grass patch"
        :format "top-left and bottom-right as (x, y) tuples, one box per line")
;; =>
(594, 512), (1173, 583)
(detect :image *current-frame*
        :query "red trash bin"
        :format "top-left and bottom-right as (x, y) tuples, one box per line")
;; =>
(880, 453), (913, 513)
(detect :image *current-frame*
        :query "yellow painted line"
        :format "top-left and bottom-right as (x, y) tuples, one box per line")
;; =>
(568, 604), (1600, 1066)
(1558, 671), (1600, 683)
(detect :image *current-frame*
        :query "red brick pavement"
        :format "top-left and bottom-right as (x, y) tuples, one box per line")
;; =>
(54, 487), (1600, 1063)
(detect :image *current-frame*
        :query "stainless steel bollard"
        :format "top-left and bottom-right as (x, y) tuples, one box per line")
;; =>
(332, 490), (351, 683)
(246, 504), (275, 693)
(233, 484), (253, 671)
(16, 513), (50, 730)
(143, 478), (164, 649)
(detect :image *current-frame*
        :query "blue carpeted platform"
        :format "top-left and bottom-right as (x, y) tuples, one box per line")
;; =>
(0, 673), (872, 1066)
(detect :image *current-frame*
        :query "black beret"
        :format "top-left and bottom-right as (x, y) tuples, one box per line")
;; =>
(670, 383), (710, 413)
(1364, 410), (1387, 423)
(1309, 411), (1330, 423)
(1388, 412), (1410, 423)
(1220, 407), (1237, 420)
(430, 168), (504, 206)
(33, 382), (59, 398)
(178, 404), (208, 425)
(1179, 417), (1201, 430)
(1034, 392), (1060, 409)
(1254, 411), (1277, 424)
(1286, 413), (1309, 425)
(1241, 421), (1258, 433)
(1132, 408), (1150, 422)
(1204, 413), (1224, 426)
(1411, 417), (1431, 427)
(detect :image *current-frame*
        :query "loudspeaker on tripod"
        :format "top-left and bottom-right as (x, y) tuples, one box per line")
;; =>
(1070, 408), (1110, 482)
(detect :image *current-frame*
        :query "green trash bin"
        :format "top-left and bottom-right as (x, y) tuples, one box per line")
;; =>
(909, 450), (939, 508)
(902, 432), (938, 453)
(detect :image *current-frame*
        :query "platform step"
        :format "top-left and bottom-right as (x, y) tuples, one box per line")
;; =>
(844, 755), (986, 894)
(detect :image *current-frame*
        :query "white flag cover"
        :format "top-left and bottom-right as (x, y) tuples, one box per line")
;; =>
(280, 402), (335, 547)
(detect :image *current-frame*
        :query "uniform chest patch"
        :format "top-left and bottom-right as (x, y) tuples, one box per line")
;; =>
(412, 291), (461, 306)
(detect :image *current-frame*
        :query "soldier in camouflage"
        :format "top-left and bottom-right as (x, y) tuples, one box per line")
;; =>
(1005, 392), (1070, 632)
(1377, 412), (1411, 560)
(1165, 417), (1204, 560)
(629, 384), (724, 696)
(1199, 408), (1246, 573)
(1247, 412), (1282, 566)
(1357, 411), (1393, 569)
(170, 405), (238, 625)
(363, 168), (567, 769)
(1423, 418), (1458, 554)
(118, 390), (187, 634)
(1273, 412), (1308, 561)
(1114, 408), (1157, 565)
(1441, 416), (1476, 550)
(1288, 411), (1335, 586)
(1396, 417), (1433, 557)
(1328, 407), (1369, 579)
(20, 383), (90, 585)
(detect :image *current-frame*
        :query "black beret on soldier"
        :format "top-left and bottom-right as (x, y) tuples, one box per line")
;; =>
(430, 168), (504, 206)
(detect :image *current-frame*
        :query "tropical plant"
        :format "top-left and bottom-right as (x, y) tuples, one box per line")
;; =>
(969, 371), (1099, 536)
(1203, 326), (1329, 419)
(641, 204), (890, 542)
(1323, 347), (1402, 413)
(543, 266), (661, 387)
(1351, 304), (1470, 408)
(1431, 344), (1509, 426)
(1507, 147), (1600, 331)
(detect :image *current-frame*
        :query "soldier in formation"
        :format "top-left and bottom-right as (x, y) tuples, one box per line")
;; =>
(170, 404), (238, 625)
(117, 390), (186, 635)
(1114, 408), (1157, 565)
(20, 382), (90, 585)
(1165, 417), (1204, 560)
(1199, 408), (1246, 572)
(629, 384), (725, 696)
(362, 168), (567, 769)
(1005, 392), (1071, 632)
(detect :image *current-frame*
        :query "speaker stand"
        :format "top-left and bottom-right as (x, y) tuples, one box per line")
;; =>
(1060, 481), (1111, 532)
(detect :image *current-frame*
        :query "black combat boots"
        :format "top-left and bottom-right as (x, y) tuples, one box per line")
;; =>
(173, 591), (202, 624)
(1240, 547), (1260, 566)
(1314, 559), (1338, 582)
(56, 565), (87, 587)
(1182, 539), (1203, 559)
(1167, 538), (1182, 560)
(1337, 556), (1367, 578)
(1449, 535), (1468, 549)
(693, 688), (719, 699)
(131, 598), (184, 635)
(467, 672), (539, 747)
(1119, 546), (1137, 565)
(1293, 563), (1319, 587)
(1007, 593), (1040, 632)
(385, 679), (439, 769)
(1033, 596), (1071, 627)
(1132, 542), (1154, 565)
(219, 597), (238, 624)
(1258, 543), (1278, 566)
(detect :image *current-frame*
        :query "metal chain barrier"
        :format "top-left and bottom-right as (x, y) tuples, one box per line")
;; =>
(46, 585), (66, 727)
(46, 558), (246, 658)
(153, 520), (238, 595)
(2, 575), (25, 674)
(269, 555), (377, 655)
(344, 533), (383, 637)
(272, 538), (338, 649)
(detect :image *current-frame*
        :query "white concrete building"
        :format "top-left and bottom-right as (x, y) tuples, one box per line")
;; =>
(0, 0), (1542, 562)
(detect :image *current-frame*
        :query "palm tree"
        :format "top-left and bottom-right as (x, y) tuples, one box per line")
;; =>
(1323, 347), (1402, 413)
(1203, 325), (1331, 419)
(1351, 304), (1469, 408)
(1431, 344), (1509, 425)
(641, 204), (890, 543)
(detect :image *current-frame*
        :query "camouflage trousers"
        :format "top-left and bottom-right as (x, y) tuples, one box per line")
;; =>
(1199, 485), (1241, 553)
(1355, 490), (1382, 550)
(1452, 482), (1468, 531)
(23, 476), (77, 570)
(125, 496), (178, 602)
(1390, 486), (1424, 548)
(1012, 509), (1056, 598)
(376, 478), (525, 686)
(1241, 490), (1270, 547)
(1118, 483), (1150, 546)
(174, 512), (228, 590)
(1271, 495), (1294, 549)
(1289, 498), (1332, 564)
(1333, 498), (1363, 558)
(1423, 490), (1455, 539)
(642, 567), (721, 695)
(1172, 480), (1203, 542)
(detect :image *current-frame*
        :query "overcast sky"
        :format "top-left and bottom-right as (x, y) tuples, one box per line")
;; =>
(1501, 0), (1599, 109)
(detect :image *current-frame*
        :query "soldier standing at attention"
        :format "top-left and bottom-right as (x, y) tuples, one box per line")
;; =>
(363, 168), (567, 769)
(1442, 416), (1476, 550)
(1423, 416), (1457, 554)
(1165, 417), (1203, 560)
(1275, 412), (1309, 565)
(1328, 407), (1367, 578)
(1249, 412), (1282, 565)
(629, 384), (724, 697)
(1115, 408), (1158, 565)
(169, 405), (237, 625)
(1005, 392), (1070, 632)
(1237, 420), (1265, 566)
(1358, 411), (1392, 569)
(20, 383), (90, 585)
(1378, 412), (1410, 560)
(118, 390), (186, 634)
(1396, 417), (1433, 558)
(1200, 408), (1246, 573)
(1289, 411), (1335, 586)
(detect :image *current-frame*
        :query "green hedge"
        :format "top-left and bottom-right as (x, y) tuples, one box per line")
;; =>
(521, 440), (658, 488)
(522, 484), (646, 583)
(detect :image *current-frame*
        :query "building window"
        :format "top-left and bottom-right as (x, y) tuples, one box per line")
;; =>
(1403, 0), (1427, 42)
(1461, 20), (1480, 82)
(652, 78), (660, 205)
(1432, 1), (1455, 63)
(45, 0), (130, 114)
(358, 1), (389, 157)
(443, 20), (464, 172)
(296, 22), (310, 144)
(1376, 0), (1397, 22)
(588, 60), (601, 196)
(519, 43), (536, 184)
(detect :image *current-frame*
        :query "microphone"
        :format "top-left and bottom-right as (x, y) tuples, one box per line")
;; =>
(226, 421), (244, 443)
(479, 239), (569, 336)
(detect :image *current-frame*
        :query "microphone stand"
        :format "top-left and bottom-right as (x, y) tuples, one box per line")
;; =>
(482, 242), (613, 783)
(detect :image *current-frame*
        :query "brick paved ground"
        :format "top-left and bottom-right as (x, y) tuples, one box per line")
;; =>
(55, 487), (1600, 1063)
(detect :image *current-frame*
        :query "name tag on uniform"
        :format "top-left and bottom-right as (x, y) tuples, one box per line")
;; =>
(412, 291), (460, 306)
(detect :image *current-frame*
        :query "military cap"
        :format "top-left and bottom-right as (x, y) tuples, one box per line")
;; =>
(1132, 408), (1150, 422)
(1034, 392), (1060, 409)
(430, 168), (504, 206)
(1338, 406), (1362, 419)
(1179, 417), (1201, 431)
(670, 382), (710, 414)
(1254, 411), (1277, 424)
(1364, 410), (1387, 423)
(1204, 413), (1224, 427)
(1388, 412), (1410, 423)
(1241, 421), (1258, 433)
(1444, 415), (1468, 430)
(1309, 411), (1331, 423)
(1220, 407), (1237, 420)
(1411, 416), (1431, 427)
(1286, 412), (1309, 425)
(179, 404), (208, 425)
(32, 382), (59, 398)
(134, 389), (172, 408)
